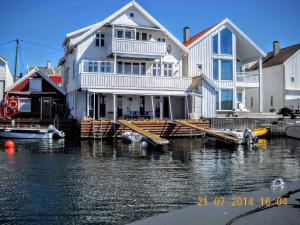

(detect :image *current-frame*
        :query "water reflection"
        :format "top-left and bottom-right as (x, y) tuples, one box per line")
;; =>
(0, 137), (299, 225)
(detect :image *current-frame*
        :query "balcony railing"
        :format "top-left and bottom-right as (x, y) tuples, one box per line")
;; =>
(78, 73), (191, 91)
(236, 72), (259, 83)
(112, 39), (166, 56)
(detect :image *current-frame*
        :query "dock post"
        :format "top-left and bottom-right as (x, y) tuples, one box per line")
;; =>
(113, 94), (116, 122)
(168, 96), (173, 121)
(151, 96), (155, 119)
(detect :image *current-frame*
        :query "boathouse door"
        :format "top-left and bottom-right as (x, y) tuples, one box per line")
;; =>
(41, 97), (52, 119)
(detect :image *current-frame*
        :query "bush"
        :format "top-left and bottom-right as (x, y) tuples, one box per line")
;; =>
(278, 107), (292, 116)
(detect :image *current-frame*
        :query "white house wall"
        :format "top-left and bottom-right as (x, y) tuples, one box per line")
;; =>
(262, 65), (284, 112)
(284, 50), (300, 108)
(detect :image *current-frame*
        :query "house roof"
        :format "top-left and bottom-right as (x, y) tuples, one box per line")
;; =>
(28, 66), (61, 76)
(183, 18), (265, 58)
(0, 56), (7, 63)
(183, 23), (218, 47)
(64, 1), (188, 53)
(49, 75), (62, 85)
(247, 43), (300, 70)
(5, 68), (65, 95)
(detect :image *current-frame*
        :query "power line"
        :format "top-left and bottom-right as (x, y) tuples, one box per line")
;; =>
(0, 40), (15, 46)
(21, 40), (63, 52)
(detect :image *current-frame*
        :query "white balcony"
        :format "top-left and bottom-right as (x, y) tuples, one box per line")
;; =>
(236, 72), (259, 88)
(112, 39), (166, 57)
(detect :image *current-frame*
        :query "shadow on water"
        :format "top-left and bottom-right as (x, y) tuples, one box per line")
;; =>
(0, 137), (299, 225)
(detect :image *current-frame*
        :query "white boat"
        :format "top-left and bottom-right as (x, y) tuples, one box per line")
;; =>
(122, 131), (143, 143)
(214, 128), (258, 145)
(0, 125), (65, 139)
(286, 121), (300, 139)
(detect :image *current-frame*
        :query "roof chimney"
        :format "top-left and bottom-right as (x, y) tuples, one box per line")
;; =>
(273, 41), (280, 56)
(47, 60), (52, 69)
(183, 27), (190, 43)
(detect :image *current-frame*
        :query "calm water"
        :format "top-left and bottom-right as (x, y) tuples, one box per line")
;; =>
(0, 137), (300, 225)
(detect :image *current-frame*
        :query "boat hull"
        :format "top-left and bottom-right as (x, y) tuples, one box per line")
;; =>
(286, 125), (300, 139)
(0, 130), (53, 139)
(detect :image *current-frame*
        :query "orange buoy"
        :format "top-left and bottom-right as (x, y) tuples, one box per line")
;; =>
(5, 140), (15, 149)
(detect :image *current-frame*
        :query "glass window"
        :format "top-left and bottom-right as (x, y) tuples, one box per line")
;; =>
(116, 29), (124, 38)
(152, 63), (161, 76)
(95, 33), (100, 47)
(117, 62), (123, 74)
(29, 79), (42, 91)
(18, 98), (31, 112)
(142, 33), (147, 41)
(220, 28), (232, 54)
(136, 32), (140, 40)
(141, 63), (146, 75)
(213, 34), (218, 54)
(221, 89), (233, 110)
(125, 30), (134, 39)
(237, 92), (242, 102)
(213, 59), (219, 80)
(163, 64), (173, 76)
(100, 62), (105, 73)
(221, 60), (233, 80)
(124, 63), (131, 74)
(105, 62), (113, 73)
(132, 63), (139, 75)
(100, 33), (105, 47)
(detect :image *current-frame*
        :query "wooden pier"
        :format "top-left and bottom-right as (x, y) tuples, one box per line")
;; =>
(118, 120), (169, 145)
(175, 120), (240, 144)
(80, 119), (210, 139)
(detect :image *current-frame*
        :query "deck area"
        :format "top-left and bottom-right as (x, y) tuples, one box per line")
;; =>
(118, 120), (169, 145)
(175, 120), (240, 144)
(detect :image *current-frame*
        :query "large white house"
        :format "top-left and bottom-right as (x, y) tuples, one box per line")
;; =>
(247, 42), (300, 112)
(60, 1), (266, 121)
(0, 56), (14, 102)
(183, 19), (266, 115)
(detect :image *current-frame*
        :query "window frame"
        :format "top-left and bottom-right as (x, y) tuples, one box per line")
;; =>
(29, 78), (42, 92)
(18, 98), (31, 112)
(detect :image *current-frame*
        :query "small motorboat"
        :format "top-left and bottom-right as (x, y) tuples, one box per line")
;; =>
(253, 128), (269, 137)
(122, 131), (143, 143)
(286, 121), (300, 139)
(214, 128), (258, 145)
(0, 125), (65, 139)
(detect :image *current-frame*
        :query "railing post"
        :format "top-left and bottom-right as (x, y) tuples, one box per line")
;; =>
(259, 58), (263, 112)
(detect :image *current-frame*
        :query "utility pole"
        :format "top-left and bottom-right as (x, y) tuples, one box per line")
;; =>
(14, 39), (20, 82)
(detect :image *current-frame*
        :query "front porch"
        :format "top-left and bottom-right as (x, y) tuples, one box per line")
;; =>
(85, 92), (190, 121)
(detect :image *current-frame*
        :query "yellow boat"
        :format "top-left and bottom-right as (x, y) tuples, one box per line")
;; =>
(253, 128), (269, 137)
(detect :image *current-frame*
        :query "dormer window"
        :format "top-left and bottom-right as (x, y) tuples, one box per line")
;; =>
(96, 33), (105, 47)
(29, 78), (42, 92)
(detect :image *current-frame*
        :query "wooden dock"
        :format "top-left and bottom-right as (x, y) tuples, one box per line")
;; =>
(118, 120), (169, 145)
(80, 119), (210, 139)
(175, 120), (240, 144)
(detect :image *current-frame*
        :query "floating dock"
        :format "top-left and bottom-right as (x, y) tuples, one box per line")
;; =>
(175, 120), (240, 144)
(118, 120), (169, 145)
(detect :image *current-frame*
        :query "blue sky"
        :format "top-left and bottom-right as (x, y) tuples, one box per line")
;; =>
(0, 0), (299, 76)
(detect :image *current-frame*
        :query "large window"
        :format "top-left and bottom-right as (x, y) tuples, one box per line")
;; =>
(220, 28), (232, 54)
(163, 64), (173, 76)
(117, 62), (146, 75)
(18, 98), (31, 112)
(29, 79), (42, 91)
(115, 28), (135, 40)
(213, 35), (218, 54)
(221, 60), (233, 80)
(221, 89), (233, 110)
(152, 63), (161, 76)
(213, 59), (219, 80)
